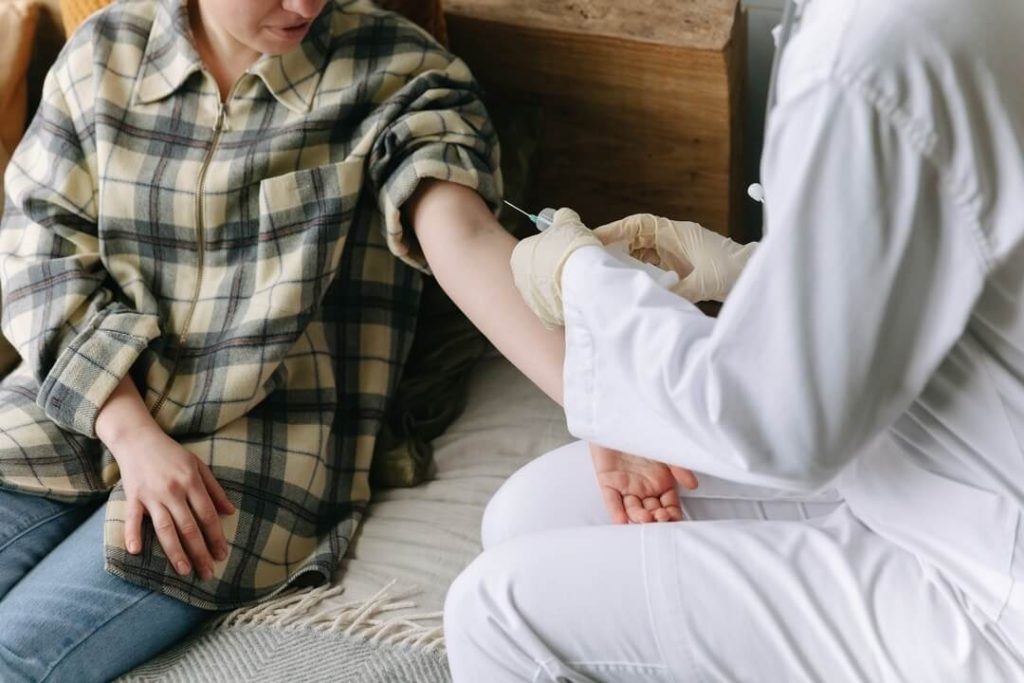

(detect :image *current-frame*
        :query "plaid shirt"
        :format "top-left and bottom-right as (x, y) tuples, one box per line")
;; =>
(0, 0), (500, 609)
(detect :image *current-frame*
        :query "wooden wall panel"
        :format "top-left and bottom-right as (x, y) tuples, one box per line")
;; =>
(446, 0), (747, 239)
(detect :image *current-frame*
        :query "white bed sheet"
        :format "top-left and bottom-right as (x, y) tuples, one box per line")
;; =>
(333, 351), (574, 619)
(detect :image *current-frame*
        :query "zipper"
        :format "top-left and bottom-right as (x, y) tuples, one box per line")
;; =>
(151, 85), (236, 419)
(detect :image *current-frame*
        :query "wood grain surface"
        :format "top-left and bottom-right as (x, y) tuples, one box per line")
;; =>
(446, 0), (748, 239)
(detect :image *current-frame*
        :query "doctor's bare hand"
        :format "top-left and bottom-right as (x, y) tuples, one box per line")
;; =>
(106, 425), (235, 581)
(589, 443), (698, 524)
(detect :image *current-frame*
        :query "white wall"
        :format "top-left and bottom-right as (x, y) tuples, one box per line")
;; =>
(741, 0), (784, 237)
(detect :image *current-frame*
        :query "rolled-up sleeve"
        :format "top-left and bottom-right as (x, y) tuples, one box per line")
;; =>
(562, 78), (988, 491)
(365, 44), (502, 270)
(0, 56), (161, 438)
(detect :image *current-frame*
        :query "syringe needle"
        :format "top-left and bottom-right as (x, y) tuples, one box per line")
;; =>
(503, 200), (538, 223)
(504, 200), (555, 231)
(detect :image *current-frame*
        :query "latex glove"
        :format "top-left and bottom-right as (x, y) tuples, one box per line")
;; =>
(593, 214), (757, 303)
(510, 208), (602, 328)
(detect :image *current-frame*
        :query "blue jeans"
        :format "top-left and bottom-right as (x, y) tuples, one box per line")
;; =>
(0, 488), (210, 682)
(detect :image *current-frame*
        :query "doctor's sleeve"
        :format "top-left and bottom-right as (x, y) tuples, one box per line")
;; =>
(560, 79), (989, 491)
(0, 54), (161, 438)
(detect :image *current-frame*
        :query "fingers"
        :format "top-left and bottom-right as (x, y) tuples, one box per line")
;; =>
(198, 460), (236, 516)
(592, 220), (628, 245)
(635, 496), (683, 523)
(188, 486), (229, 563)
(167, 500), (215, 581)
(593, 214), (653, 244)
(150, 504), (192, 577)
(660, 489), (685, 522)
(624, 495), (654, 524)
(625, 495), (685, 524)
(657, 220), (698, 280)
(599, 486), (629, 525)
(643, 496), (673, 523)
(671, 466), (700, 490)
(626, 498), (682, 524)
(138, 466), (233, 581)
(551, 207), (585, 229)
(124, 498), (145, 555)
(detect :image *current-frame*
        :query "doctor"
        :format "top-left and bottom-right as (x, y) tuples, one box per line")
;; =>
(443, 0), (1024, 680)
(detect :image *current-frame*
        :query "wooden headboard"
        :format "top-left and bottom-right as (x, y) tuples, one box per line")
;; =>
(444, 0), (748, 240)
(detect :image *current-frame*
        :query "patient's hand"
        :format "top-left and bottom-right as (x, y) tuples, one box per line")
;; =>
(589, 444), (698, 524)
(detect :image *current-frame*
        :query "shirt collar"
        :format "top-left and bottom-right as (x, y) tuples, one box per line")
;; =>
(135, 0), (334, 114)
(135, 0), (204, 105)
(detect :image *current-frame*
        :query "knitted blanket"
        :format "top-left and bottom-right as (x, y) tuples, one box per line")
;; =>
(120, 625), (451, 683)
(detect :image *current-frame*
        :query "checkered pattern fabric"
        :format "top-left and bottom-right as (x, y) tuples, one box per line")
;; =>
(0, 0), (500, 609)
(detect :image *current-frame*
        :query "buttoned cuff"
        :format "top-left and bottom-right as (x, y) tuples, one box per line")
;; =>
(37, 305), (162, 437)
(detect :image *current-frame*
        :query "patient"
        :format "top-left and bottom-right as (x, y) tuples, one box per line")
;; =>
(0, 0), (518, 679)
(0, 1), (708, 678)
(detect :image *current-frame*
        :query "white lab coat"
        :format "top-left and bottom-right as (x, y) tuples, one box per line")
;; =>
(444, 1), (1024, 679)
(561, 0), (1024, 630)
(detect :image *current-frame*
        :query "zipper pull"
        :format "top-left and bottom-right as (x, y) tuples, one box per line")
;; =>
(216, 102), (229, 132)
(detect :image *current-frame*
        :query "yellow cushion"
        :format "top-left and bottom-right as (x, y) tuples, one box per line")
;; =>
(0, 0), (40, 155)
(58, 0), (104, 37)
(0, 141), (8, 208)
(62, 0), (447, 43)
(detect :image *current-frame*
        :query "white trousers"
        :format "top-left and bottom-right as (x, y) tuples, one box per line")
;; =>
(443, 441), (1024, 682)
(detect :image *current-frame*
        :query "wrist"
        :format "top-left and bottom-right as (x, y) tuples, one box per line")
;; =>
(94, 373), (163, 448)
(96, 412), (163, 451)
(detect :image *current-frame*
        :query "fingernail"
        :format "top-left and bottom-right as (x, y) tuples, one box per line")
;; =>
(216, 545), (228, 561)
(176, 560), (190, 574)
(201, 566), (213, 581)
(127, 541), (139, 554)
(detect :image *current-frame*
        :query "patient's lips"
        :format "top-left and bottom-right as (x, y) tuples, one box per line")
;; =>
(267, 19), (311, 42)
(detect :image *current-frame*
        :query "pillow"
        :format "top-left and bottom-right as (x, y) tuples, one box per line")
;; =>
(61, 0), (447, 43)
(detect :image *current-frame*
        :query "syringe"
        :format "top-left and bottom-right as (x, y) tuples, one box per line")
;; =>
(503, 200), (557, 232)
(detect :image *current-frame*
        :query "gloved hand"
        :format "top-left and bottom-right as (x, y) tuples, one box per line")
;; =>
(510, 208), (602, 328)
(593, 214), (757, 303)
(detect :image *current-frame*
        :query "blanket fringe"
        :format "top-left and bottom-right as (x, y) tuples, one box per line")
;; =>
(210, 581), (446, 654)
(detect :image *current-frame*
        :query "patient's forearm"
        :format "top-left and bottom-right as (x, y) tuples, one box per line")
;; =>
(409, 181), (566, 405)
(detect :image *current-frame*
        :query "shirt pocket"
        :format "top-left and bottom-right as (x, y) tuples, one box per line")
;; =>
(254, 159), (365, 318)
